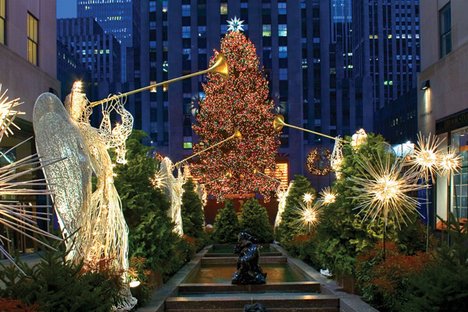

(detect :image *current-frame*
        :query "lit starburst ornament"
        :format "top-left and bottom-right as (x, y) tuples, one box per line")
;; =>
(438, 148), (461, 177)
(302, 192), (315, 204)
(294, 200), (321, 233)
(320, 187), (336, 205)
(0, 84), (24, 140)
(227, 16), (244, 32)
(408, 133), (443, 182)
(351, 152), (426, 227)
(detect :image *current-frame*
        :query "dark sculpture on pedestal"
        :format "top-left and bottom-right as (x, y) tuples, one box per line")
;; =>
(232, 231), (267, 285)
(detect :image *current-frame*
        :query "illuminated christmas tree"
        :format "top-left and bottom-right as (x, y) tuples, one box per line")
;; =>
(192, 25), (280, 200)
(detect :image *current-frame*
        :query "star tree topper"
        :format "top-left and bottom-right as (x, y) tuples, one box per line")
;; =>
(227, 16), (244, 32)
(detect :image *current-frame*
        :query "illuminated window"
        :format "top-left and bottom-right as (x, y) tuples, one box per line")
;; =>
(265, 162), (289, 189)
(27, 13), (38, 65)
(278, 2), (287, 15)
(0, 0), (5, 44)
(278, 24), (287, 37)
(279, 46), (287, 58)
(182, 4), (190, 16)
(220, 3), (228, 15)
(262, 24), (271, 37)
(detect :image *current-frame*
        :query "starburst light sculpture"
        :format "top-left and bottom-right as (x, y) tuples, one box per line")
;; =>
(320, 187), (336, 205)
(293, 199), (321, 233)
(0, 87), (60, 270)
(351, 151), (426, 227)
(438, 148), (462, 177)
(0, 84), (24, 140)
(408, 132), (444, 182)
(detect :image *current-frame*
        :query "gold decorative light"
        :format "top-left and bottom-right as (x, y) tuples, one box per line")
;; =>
(0, 84), (24, 140)
(351, 129), (368, 149)
(438, 148), (462, 177)
(302, 192), (315, 204)
(351, 152), (426, 227)
(331, 138), (344, 179)
(320, 187), (336, 205)
(274, 182), (292, 228)
(306, 148), (332, 176)
(294, 200), (321, 233)
(408, 132), (443, 182)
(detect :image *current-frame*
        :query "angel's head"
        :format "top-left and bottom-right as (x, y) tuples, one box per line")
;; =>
(65, 81), (88, 121)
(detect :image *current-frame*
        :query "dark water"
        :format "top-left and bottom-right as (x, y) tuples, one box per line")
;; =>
(185, 263), (310, 284)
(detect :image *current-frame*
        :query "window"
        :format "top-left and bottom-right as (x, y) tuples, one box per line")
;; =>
(262, 24), (271, 37)
(27, 13), (38, 65)
(279, 46), (287, 58)
(182, 26), (190, 38)
(220, 3), (228, 15)
(439, 3), (451, 57)
(279, 68), (288, 80)
(278, 24), (287, 37)
(182, 4), (190, 16)
(278, 2), (287, 15)
(0, 0), (5, 44)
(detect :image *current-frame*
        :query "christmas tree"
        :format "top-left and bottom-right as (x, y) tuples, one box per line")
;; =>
(192, 27), (280, 200)
(239, 199), (274, 243)
(212, 201), (240, 244)
(181, 178), (205, 239)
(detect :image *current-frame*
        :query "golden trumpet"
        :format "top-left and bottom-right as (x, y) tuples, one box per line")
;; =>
(90, 53), (229, 107)
(173, 129), (241, 169)
(273, 114), (346, 142)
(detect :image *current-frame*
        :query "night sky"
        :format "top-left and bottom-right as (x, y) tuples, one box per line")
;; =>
(57, 0), (77, 18)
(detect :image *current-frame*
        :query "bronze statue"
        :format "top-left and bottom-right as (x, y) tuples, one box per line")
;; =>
(232, 231), (267, 285)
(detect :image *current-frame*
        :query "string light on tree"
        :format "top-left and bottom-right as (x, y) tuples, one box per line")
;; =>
(192, 27), (280, 200)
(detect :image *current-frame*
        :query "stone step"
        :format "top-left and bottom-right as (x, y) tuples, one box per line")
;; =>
(178, 281), (321, 295)
(165, 293), (339, 312)
(201, 256), (287, 265)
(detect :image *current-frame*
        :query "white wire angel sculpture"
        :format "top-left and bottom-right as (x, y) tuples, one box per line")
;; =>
(33, 82), (136, 310)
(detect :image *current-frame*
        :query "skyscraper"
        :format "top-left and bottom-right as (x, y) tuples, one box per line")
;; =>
(57, 17), (121, 100)
(139, 0), (366, 183)
(77, 0), (133, 82)
(352, 0), (421, 137)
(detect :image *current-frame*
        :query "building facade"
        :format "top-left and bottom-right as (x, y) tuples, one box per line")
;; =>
(418, 0), (468, 225)
(0, 0), (60, 254)
(57, 17), (121, 100)
(77, 0), (133, 82)
(137, 0), (367, 184)
(352, 0), (421, 140)
(0, 0), (60, 122)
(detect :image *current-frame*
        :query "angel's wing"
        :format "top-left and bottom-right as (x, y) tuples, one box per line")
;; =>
(33, 93), (92, 240)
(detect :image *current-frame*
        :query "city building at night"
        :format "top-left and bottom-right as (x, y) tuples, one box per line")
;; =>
(57, 17), (122, 100)
(133, 0), (366, 186)
(77, 0), (133, 82)
(418, 0), (468, 226)
(0, 0), (60, 254)
(352, 0), (421, 140)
